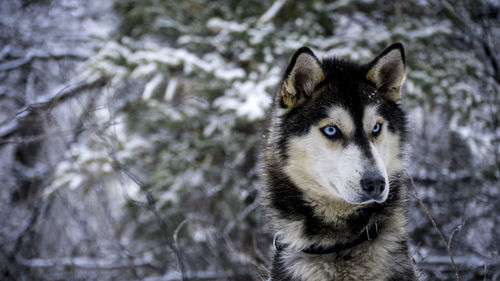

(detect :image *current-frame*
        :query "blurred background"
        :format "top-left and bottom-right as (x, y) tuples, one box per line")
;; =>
(0, 0), (499, 280)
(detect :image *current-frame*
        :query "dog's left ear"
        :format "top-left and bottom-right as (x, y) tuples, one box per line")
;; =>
(366, 43), (406, 102)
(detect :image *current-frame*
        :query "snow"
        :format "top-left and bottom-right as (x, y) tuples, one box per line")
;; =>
(164, 77), (178, 101)
(207, 18), (248, 33)
(155, 18), (188, 33)
(142, 73), (164, 100)
(325, 0), (352, 11)
(258, 0), (287, 24)
(131, 63), (158, 79)
(214, 67), (281, 120)
(249, 23), (275, 45)
(177, 35), (204, 45)
(82, 16), (114, 38)
(405, 24), (451, 39)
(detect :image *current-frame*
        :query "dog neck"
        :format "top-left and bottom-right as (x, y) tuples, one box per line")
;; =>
(270, 210), (411, 281)
(274, 221), (379, 255)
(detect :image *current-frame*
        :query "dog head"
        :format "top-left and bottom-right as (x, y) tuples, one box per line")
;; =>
(269, 43), (407, 205)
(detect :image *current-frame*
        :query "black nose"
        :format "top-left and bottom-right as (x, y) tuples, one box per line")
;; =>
(360, 172), (386, 197)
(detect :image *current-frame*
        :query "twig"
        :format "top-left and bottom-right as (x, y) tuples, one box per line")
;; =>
(91, 90), (188, 278)
(174, 219), (189, 249)
(95, 129), (188, 280)
(410, 241), (422, 265)
(0, 78), (105, 141)
(447, 205), (467, 251)
(0, 199), (49, 246)
(0, 49), (89, 72)
(0, 121), (119, 146)
(484, 252), (499, 281)
(223, 198), (259, 235)
(1, 196), (53, 279)
(143, 270), (234, 281)
(418, 255), (490, 268)
(405, 171), (463, 281)
(16, 256), (163, 270)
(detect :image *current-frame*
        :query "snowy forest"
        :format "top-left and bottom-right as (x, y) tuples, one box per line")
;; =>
(0, 0), (499, 280)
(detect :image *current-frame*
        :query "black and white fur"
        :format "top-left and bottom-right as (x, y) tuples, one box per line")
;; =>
(261, 43), (418, 281)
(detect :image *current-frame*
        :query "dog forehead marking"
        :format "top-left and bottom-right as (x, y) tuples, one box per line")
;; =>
(363, 105), (385, 137)
(362, 105), (383, 131)
(318, 106), (354, 136)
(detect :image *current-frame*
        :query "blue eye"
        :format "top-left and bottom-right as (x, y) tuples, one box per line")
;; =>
(321, 125), (340, 139)
(372, 123), (382, 136)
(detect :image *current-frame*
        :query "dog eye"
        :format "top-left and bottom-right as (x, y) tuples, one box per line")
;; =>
(372, 123), (382, 137)
(321, 125), (341, 139)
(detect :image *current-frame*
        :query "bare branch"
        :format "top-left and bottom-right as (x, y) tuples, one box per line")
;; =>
(174, 219), (189, 250)
(16, 256), (163, 270)
(143, 270), (234, 281)
(447, 205), (467, 251)
(406, 171), (463, 281)
(94, 129), (188, 280)
(419, 255), (490, 268)
(223, 198), (259, 235)
(0, 49), (89, 72)
(0, 78), (106, 142)
(0, 121), (118, 146)
(483, 253), (500, 281)
(0, 199), (50, 246)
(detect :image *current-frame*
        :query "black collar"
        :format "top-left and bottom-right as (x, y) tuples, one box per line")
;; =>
(274, 223), (378, 255)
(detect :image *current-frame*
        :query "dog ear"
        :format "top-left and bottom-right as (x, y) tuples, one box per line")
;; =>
(366, 43), (405, 102)
(279, 47), (325, 108)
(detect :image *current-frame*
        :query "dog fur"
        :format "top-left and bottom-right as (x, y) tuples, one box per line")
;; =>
(261, 43), (418, 281)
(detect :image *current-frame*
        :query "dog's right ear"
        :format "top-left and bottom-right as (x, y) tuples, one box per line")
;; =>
(279, 47), (325, 109)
